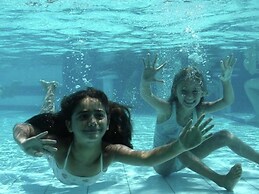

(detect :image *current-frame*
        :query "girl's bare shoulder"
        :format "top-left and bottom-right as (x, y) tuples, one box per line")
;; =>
(53, 137), (72, 165)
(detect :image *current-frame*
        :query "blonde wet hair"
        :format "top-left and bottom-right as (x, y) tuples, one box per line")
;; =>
(168, 66), (208, 103)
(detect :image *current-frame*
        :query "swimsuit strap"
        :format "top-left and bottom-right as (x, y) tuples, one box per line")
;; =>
(63, 143), (72, 169)
(100, 153), (103, 170)
(63, 143), (103, 171)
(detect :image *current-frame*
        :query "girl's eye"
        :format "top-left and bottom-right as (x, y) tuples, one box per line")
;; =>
(95, 112), (105, 119)
(79, 113), (90, 120)
(78, 113), (105, 120)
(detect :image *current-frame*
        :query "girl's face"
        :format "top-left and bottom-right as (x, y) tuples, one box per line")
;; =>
(66, 97), (108, 143)
(175, 79), (204, 109)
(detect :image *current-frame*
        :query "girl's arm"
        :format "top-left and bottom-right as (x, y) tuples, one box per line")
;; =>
(203, 55), (236, 113)
(13, 123), (57, 157)
(140, 54), (169, 114)
(107, 115), (213, 166)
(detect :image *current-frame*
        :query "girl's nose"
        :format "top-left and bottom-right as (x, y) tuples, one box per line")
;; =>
(88, 116), (97, 127)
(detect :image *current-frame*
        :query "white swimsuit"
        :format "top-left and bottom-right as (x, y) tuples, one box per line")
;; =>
(153, 104), (197, 172)
(154, 104), (198, 146)
(47, 144), (105, 186)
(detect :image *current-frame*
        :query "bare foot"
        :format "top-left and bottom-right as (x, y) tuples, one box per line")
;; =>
(220, 164), (242, 191)
(40, 80), (59, 91)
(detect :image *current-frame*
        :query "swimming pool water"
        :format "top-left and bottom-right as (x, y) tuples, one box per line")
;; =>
(1, 2), (259, 193)
(1, 111), (258, 194)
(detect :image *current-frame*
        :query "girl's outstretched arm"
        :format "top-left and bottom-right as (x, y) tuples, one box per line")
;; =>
(140, 53), (169, 116)
(13, 123), (57, 157)
(107, 115), (213, 166)
(203, 54), (236, 113)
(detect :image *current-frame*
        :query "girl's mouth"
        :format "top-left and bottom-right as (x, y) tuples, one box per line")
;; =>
(184, 100), (195, 106)
(82, 128), (100, 133)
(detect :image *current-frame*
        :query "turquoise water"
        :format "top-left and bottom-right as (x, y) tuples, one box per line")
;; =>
(1, 0), (259, 113)
(1, 0), (259, 193)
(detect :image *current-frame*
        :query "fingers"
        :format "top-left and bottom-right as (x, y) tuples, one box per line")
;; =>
(221, 54), (236, 69)
(36, 131), (57, 146)
(220, 60), (224, 70)
(220, 54), (236, 81)
(41, 139), (57, 155)
(142, 53), (165, 70)
(225, 55), (231, 66)
(199, 117), (213, 131)
(182, 119), (193, 135)
(152, 54), (158, 68)
(199, 116), (214, 141)
(183, 114), (210, 134)
(43, 145), (58, 154)
(142, 53), (151, 69)
(33, 151), (44, 157)
(193, 114), (214, 136)
(147, 53), (150, 67)
(202, 132), (213, 141)
(28, 148), (44, 157)
(193, 114), (205, 128)
(156, 61), (167, 71)
(229, 54), (237, 66)
(33, 149), (57, 157)
(30, 131), (57, 157)
(35, 131), (48, 139)
(201, 124), (214, 136)
(41, 139), (57, 145)
(31, 144), (57, 157)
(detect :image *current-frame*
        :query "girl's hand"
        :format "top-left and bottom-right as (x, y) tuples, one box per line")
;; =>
(21, 131), (57, 157)
(142, 53), (166, 83)
(178, 114), (213, 150)
(220, 54), (236, 82)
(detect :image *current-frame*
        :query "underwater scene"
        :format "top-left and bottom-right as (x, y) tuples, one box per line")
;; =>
(1, 0), (259, 194)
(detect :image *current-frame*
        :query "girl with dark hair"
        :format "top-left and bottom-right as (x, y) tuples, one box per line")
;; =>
(13, 86), (212, 187)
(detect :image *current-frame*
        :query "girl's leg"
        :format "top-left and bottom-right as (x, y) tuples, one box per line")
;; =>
(40, 80), (59, 114)
(178, 151), (242, 191)
(191, 130), (259, 164)
(153, 158), (182, 176)
(178, 130), (259, 191)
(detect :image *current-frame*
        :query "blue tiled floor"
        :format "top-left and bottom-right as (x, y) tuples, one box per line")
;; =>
(1, 113), (259, 194)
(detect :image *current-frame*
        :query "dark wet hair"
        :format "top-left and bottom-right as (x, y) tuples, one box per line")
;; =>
(26, 87), (133, 148)
(60, 87), (110, 121)
(168, 66), (208, 104)
(103, 101), (133, 148)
